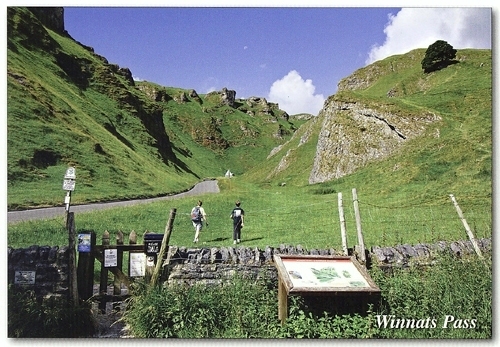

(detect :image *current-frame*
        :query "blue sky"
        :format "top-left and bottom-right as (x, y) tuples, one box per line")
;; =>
(36, 4), (493, 116)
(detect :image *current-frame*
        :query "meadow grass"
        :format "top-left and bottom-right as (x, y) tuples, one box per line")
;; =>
(8, 176), (490, 251)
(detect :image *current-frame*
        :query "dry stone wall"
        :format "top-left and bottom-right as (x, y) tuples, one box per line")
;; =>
(7, 245), (70, 298)
(162, 238), (492, 285)
(7, 238), (491, 297)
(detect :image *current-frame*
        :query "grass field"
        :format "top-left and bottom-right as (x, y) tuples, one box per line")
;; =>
(7, 176), (490, 251)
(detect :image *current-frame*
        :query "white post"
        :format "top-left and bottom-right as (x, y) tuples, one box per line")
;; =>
(449, 194), (483, 258)
(338, 192), (348, 255)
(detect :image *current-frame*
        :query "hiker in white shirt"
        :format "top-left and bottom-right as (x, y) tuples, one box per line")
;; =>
(191, 200), (207, 243)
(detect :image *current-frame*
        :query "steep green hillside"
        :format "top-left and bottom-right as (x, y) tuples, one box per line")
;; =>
(248, 48), (491, 208)
(7, 7), (302, 210)
(7, 6), (491, 223)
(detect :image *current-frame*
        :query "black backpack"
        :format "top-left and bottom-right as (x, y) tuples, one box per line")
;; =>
(191, 206), (202, 222)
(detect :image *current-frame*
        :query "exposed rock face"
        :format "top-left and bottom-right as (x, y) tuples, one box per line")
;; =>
(309, 100), (441, 184)
(221, 87), (236, 106)
(246, 96), (268, 107)
(189, 89), (202, 103)
(205, 88), (236, 107)
(137, 84), (172, 102)
(28, 7), (64, 33)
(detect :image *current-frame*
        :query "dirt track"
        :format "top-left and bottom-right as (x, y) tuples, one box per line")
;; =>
(7, 179), (220, 224)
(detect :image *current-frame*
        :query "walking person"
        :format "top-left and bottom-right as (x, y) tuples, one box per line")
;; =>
(191, 200), (207, 243)
(230, 200), (244, 244)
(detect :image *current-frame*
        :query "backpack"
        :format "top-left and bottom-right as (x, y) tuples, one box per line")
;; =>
(191, 206), (202, 222)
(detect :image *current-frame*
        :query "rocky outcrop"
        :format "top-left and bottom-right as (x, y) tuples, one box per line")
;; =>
(189, 89), (202, 104)
(28, 7), (65, 33)
(309, 100), (441, 184)
(221, 87), (236, 106)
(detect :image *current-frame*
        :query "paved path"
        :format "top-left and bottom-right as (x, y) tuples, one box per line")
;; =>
(7, 179), (220, 224)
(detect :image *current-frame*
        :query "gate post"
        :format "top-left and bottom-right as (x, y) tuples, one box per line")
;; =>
(67, 212), (79, 306)
(113, 231), (124, 311)
(99, 230), (110, 313)
(77, 231), (96, 300)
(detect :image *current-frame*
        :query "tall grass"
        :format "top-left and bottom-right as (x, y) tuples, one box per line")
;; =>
(121, 252), (491, 339)
(8, 284), (96, 337)
(369, 253), (492, 338)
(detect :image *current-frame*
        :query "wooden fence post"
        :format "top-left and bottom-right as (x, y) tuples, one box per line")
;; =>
(114, 230), (124, 311)
(338, 192), (348, 256)
(352, 188), (366, 264)
(151, 208), (177, 286)
(449, 194), (483, 258)
(144, 231), (155, 282)
(67, 212), (79, 306)
(77, 231), (96, 301)
(99, 230), (110, 313)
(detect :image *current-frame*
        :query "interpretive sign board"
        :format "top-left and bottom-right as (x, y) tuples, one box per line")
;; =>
(273, 255), (380, 323)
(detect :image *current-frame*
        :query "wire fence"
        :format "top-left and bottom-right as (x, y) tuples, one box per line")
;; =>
(184, 192), (493, 251)
(16, 190), (490, 253)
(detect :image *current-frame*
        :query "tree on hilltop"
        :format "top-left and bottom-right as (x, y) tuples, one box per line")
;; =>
(421, 40), (457, 73)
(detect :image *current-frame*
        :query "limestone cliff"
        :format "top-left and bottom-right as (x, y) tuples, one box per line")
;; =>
(309, 97), (440, 184)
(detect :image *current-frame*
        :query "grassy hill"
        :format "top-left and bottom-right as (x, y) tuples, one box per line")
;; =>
(7, 7), (304, 210)
(6, 7), (492, 253)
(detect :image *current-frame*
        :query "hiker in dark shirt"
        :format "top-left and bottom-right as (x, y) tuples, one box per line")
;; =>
(230, 200), (244, 244)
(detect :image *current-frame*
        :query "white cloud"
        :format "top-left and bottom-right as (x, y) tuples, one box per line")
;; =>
(366, 8), (491, 65)
(268, 70), (325, 116)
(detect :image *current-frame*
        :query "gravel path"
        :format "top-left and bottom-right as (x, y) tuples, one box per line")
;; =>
(7, 179), (220, 224)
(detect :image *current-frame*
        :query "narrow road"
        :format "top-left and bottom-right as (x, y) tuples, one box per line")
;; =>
(7, 179), (220, 224)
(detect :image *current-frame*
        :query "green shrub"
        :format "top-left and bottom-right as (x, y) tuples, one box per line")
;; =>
(8, 285), (96, 338)
(122, 277), (282, 338)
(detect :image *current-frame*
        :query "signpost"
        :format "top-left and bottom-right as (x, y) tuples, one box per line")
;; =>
(63, 167), (76, 212)
(63, 167), (78, 306)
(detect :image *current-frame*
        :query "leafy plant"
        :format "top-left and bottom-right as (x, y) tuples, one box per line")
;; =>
(8, 285), (96, 337)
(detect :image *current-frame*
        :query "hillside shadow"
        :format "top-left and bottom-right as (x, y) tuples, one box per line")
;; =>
(172, 158), (201, 179)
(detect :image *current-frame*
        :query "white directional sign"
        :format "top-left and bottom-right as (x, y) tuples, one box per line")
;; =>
(63, 179), (76, 191)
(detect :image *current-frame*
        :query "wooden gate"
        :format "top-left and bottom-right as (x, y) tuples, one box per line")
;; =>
(76, 230), (152, 312)
(75, 208), (176, 312)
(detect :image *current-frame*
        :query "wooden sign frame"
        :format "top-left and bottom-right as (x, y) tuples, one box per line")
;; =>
(273, 254), (380, 323)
